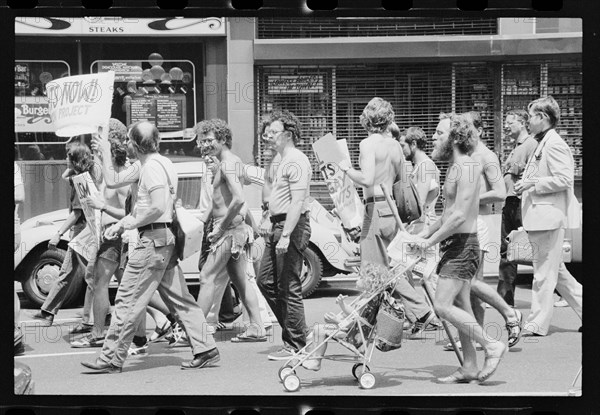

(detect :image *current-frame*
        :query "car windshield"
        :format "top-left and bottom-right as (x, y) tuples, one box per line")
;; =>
(177, 177), (202, 210)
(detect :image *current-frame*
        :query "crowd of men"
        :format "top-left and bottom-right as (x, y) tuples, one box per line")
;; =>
(15, 94), (581, 384)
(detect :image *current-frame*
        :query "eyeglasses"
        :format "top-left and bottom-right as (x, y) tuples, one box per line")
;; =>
(197, 137), (217, 146)
(262, 129), (285, 139)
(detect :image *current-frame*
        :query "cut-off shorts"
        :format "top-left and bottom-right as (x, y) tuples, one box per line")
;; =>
(436, 233), (481, 282)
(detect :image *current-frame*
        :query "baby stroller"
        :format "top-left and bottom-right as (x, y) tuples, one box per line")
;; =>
(278, 258), (420, 392)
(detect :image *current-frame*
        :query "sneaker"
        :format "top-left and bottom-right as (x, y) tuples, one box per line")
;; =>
(71, 335), (104, 348)
(128, 342), (148, 356)
(267, 347), (296, 361)
(554, 298), (569, 307)
(425, 318), (443, 331)
(410, 311), (435, 337)
(168, 324), (190, 347)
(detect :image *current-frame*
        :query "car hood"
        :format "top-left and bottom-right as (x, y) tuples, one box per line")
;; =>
(20, 209), (69, 231)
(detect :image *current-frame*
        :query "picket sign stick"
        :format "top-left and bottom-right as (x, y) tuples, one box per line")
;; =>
(380, 183), (464, 366)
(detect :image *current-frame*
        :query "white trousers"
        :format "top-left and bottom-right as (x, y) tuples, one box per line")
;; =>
(526, 228), (582, 335)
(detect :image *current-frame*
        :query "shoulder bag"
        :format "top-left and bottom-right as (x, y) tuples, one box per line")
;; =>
(151, 159), (204, 261)
(391, 174), (422, 224)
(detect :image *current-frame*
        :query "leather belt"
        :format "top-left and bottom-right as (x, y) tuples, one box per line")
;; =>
(363, 195), (388, 205)
(270, 211), (308, 224)
(138, 222), (172, 232)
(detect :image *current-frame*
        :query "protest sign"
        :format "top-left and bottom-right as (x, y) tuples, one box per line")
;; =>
(312, 133), (363, 230)
(45, 71), (115, 137)
(68, 225), (98, 263)
(71, 172), (102, 251)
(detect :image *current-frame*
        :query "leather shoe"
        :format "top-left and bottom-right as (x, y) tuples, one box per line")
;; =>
(81, 358), (122, 373)
(181, 348), (220, 369)
(32, 311), (54, 326)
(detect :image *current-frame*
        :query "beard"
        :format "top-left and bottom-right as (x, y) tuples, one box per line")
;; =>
(431, 138), (454, 161)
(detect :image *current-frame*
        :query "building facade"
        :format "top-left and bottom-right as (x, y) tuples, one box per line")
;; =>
(15, 17), (582, 219)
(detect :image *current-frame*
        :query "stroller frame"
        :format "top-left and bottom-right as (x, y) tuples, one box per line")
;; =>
(279, 257), (421, 392)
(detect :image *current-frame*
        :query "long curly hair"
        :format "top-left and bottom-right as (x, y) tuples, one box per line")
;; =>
(67, 142), (93, 174)
(359, 97), (394, 134)
(194, 118), (232, 148)
(449, 114), (479, 156)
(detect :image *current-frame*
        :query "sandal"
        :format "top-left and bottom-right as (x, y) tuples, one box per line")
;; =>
(70, 322), (93, 335)
(149, 321), (173, 343)
(506, 309), (523, 348)
(478, 342), (507, 382)
(437, 368), (479, 384)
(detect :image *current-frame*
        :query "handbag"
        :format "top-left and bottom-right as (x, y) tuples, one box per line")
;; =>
(152, 160), (204, 261)
(374, 290), (405, 352)
(506, 227), (535, 265)
(392, 174), (422, 224)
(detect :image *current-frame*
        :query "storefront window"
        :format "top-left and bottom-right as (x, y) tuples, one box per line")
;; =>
(14, 60), (71, 161)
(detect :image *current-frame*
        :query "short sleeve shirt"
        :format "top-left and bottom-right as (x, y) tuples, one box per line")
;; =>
(135, 154), (177, 223)
(503, 135), (538, 197)
(269, 148), (312, 215)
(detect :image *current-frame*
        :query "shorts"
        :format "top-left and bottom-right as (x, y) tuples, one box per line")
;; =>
(477, 216), (490, 254)
(97, 236), (122, 263)
(436, 233), (481, 282)
(210, 215), (253, 259)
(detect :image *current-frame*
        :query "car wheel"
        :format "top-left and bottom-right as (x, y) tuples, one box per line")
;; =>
(21, 248), (84, 308)
(300, 245), (323, 299)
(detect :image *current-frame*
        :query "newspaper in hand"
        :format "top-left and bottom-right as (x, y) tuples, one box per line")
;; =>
(387, 231), (438, 282)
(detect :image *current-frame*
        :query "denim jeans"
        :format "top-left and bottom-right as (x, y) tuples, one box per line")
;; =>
(100, 227), (216, 368)
(498, 197), (522, 306)
(257, 213), (310, 351)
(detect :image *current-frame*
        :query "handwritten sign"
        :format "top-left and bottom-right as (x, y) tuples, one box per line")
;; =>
(46, 71), (115, 137)
(71, 172), (102, 250)
(312, 134), (363, 230)
(267, 75), (324, 94)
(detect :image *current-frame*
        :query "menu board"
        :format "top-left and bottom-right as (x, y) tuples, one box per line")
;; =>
(126, 94), (186, 132)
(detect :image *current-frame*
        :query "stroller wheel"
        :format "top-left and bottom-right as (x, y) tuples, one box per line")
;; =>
(352, 363), (371, 380)
(283, 374), (301, 392)
(278, 365), (296, 382)
(359, 372), (376, 389)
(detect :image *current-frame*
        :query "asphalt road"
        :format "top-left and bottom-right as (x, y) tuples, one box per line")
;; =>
(15, 278), (582, 396)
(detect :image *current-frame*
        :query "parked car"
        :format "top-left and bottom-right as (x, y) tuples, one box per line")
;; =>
(14, 161), (358, 307)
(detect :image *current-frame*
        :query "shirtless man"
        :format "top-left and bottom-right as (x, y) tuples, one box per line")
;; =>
(453, 112), (523, 349)
(339, 97), (436, 337)
(195, 119), (265, 341)
(412, 114), (506, 383)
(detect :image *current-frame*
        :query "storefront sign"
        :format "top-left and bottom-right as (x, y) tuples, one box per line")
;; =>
(45, 71), (115, 137)
(98, 61), (143, 82)
(126, 94), (186, 132)
(267, 75), (324, 94)
(15, 96), (54, 133)
(312, 134), (363, 230)
(15, 17), (226, 36)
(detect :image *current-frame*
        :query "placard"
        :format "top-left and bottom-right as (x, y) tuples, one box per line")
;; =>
(70, 172), (102, 250)
(45, 71), (115, 137)
(312, 133), (363, 230)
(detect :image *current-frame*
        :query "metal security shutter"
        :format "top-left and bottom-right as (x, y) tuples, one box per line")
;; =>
(257, 63), (501, 212)
(500, 60), (582, 179)
(257, 17), (498, 39)
(546, 60), (582, 177)
(255, 66), (335, 208)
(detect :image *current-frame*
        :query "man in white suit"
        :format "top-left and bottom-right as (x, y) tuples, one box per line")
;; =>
(515, 96), (582, 336)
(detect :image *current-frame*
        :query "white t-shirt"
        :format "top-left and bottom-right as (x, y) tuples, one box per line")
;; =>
(269, 148), (312, 215)
(135, 154), (177, 224)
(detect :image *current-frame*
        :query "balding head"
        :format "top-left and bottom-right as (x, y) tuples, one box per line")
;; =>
(129, 121), (160, 154)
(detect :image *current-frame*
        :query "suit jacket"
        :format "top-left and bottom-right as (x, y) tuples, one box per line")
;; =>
(521, 129), (580, 231)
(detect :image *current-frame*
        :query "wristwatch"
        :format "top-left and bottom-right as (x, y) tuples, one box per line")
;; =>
(261, 201), (269, 212)
(281, 231), (291, 238)
(100, 204), (107, 213)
